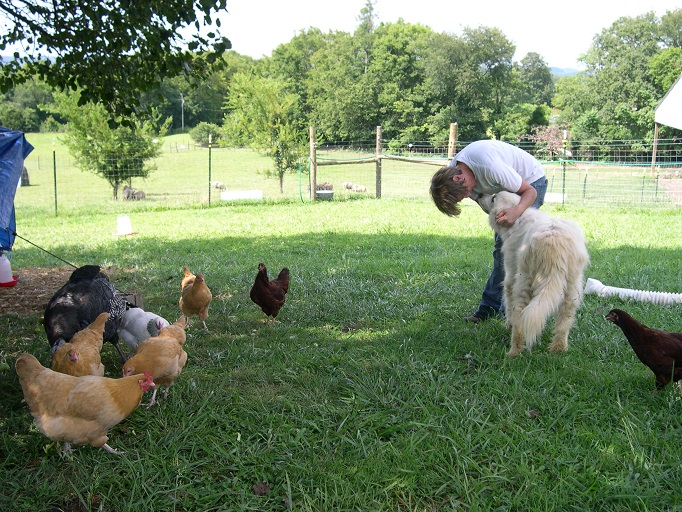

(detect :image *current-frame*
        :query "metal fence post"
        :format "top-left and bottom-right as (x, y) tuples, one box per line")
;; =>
(52, 139), (58, 216)
(310, 126), (316, 202)
(375, 126), (382, 199)
(208, 135), (212, 205)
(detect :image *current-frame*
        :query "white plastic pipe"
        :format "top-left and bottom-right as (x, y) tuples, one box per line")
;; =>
(584, 278), (682, 305)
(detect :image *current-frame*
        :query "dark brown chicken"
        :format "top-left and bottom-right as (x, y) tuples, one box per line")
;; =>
(250, 263), (289, 318)
(606, 308), (682, 389)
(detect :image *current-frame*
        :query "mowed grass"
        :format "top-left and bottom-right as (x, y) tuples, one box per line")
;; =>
(1, 183), (682, 509)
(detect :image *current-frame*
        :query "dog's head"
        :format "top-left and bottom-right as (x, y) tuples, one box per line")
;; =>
(486, 191), (521, 232)
(488, 191), (520, 214)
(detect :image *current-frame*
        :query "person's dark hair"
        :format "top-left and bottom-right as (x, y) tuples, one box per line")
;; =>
(430, 165), (467, 216)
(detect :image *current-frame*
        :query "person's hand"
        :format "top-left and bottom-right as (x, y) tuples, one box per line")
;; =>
(495, 206), (521, 227)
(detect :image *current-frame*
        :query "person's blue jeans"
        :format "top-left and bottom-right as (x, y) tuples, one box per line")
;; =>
(475, 177), (548, 317)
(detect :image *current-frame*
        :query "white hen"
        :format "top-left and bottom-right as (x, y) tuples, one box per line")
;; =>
(117, 307), (170, 351)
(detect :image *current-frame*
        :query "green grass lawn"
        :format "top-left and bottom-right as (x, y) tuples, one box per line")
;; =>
(2, 187), (682, 509)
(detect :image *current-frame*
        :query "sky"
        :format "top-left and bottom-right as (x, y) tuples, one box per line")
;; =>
(219, 0), (681, 70)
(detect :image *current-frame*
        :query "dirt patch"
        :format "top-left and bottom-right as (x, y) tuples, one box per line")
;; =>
(0, 267), (76, 317)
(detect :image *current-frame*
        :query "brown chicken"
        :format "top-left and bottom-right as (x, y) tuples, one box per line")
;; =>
(51, 312), (108, 377)
(606, 308), (682, 389)
(122, 316), (188, 407)
(250, 263), (290, 318)
(179, 266), (212, 330)
(15, 353), (154, 454)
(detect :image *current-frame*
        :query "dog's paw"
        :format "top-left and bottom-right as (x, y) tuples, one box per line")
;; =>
(506, 348), (521, 358)
(548, 340), (568, 353)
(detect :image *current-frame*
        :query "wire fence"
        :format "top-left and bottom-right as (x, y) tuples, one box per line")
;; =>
(14, 135), (682, 218)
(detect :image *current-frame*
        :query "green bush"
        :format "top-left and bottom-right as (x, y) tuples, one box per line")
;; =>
(39, 116), (64, 133)
(189, 122), (222, 146)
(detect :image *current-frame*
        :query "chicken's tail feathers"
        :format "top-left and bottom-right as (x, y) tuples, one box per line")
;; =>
(69, 265), (104, 282)
(89, 312), (110, 333)
(15, 353), (45, 379)
(146, 318), (161, 337)
(173, 316), (188, 329)
(276, 267), (290, 293)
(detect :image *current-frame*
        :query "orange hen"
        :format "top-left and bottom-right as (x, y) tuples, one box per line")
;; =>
(122, 316), (188, 407)
(51, 312), (108, 377)
(178, 266), (212, 330)
(15, 353), (154, 454)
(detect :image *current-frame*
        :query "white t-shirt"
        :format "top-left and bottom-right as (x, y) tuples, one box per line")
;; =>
(450, 140), (545, 199)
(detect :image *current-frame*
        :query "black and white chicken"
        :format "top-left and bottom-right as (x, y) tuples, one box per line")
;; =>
(43, 265), (130, 362)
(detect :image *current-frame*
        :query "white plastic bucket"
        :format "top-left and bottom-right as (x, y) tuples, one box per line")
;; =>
(0, 254), (13, 283)
(116, 215), (135, 236)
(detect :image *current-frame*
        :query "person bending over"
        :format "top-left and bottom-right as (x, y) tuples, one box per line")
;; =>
(430, 139), (548, 323)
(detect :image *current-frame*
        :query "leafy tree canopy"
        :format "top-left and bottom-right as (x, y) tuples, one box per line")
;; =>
(223, 73), (305, 192)
(0, 0), (231, 120)
(47, 91), (171, 199)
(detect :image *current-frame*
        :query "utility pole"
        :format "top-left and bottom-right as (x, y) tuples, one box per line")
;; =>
(180, 93), (185, 131)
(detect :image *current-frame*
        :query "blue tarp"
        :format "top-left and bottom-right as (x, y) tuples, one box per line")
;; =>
(0, 127), (34, 255)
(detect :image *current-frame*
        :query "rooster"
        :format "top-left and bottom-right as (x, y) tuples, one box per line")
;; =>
(51, 312), (108, 377)
(122, 316), (188, 407)
(178, 266), (212, 330)
(15, 353), (154, 454)
(43, 265), (129, 362)
(606, 309), (682, 389)
(250, 263), (290, 318)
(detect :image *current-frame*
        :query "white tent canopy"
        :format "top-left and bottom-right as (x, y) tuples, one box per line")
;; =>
(655, 73), (682, 130)
(652, 72), (682, 172)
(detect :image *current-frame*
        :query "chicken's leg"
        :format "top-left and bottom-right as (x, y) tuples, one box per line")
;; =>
(102, 443), (125, 455)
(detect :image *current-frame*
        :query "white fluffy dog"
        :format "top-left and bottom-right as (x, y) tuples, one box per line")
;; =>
(481, 191), (589, 357)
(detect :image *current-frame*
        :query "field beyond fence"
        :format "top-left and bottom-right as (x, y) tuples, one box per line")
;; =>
(14, 133), (682, 218)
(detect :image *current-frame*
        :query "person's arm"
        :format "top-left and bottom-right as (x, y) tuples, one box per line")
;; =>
(495, 180), (536, 226)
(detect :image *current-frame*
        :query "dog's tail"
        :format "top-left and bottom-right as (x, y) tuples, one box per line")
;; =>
(517, 228), (587, 349)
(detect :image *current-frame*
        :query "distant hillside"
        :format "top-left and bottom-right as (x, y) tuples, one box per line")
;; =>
(550, 67), (580, 77)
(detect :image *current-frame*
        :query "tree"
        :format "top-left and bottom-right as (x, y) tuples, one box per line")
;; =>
(190, 122), (222, 146)
(305, 31), (378, 141)
(355, 0), (378, 73)
(515, 52), (554, 105)
(0, 77), (55, 131)
(266, 28), (329, 129)
(495, 103), (550, 142)
(552, 74), (593, 127)
(423, 27), (516, 140)
(525, 125), (569, 160)
(49, 92), (171, 199)
(223, 73), (305, 193)
(0, 0), (231, 119)
(367, 21), (433, 140)
(649, 47), (682, 94)
(576, 11), (674, 139)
